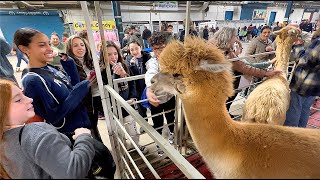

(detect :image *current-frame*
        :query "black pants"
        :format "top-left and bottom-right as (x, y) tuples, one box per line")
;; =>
(88, 96), (104, 142)
(226, 75), (242, 119)
(137, 103), (147, 118)
(150, 96), (176, 135)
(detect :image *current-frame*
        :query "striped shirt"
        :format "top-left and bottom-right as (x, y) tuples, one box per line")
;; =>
(289, 37), (320, 96)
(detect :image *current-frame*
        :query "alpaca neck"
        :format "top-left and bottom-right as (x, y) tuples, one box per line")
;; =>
(274, 39), (294, 75)
(181, 83), (236, 155)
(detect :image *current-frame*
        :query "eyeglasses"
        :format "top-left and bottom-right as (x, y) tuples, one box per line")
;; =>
(152, 45), (166, 51)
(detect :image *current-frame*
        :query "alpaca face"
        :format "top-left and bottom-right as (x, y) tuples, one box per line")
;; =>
(273, 25), (301, 42)
(152, 37), (234, 97)
(158, 37), (229, 77)
(150, 72), (186, 95)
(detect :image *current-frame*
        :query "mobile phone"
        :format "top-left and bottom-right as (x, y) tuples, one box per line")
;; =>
(89, 71), (96, 79)
(58, 53), (67, 57)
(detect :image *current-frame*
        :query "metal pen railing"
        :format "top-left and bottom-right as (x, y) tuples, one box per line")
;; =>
(105, 84), (205, 179)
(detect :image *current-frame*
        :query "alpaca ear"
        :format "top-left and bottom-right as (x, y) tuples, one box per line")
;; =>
(195, 60), (232, 73)
(273, 30), (280, 36)
(173, 75), (186, 94)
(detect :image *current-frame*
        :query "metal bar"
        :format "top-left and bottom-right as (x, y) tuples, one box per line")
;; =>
(117, 136), (144, 179)
(93, 1), (123, 177)
(120, 155), (136, 179)
(287, 62), (297, 84)
(123, 170), (130, 179)
(183, 108), (189, 156)
(79, 1), (120, 178)
(93, 3), (124, 175)
(112, 80), (128, 177)
(113, 74), (145, 83)
(112, 83), (125, 137)
(143, 109), (175, 120)
(185, 1), (191, 37)
(177, 98), (185, 154)
(105, 85), (205, 179)
(93, 2), (119, 124)
(229, 51), (276, 62)
(173, 99), (180, 149)
(138, 122), (176, 137)
(113, 114), (160, 179)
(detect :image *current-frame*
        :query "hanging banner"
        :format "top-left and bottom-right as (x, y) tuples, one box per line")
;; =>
(252, 9), (267, 20)
(0, 10), (58, 16)
(155, 1), (179, 11)
(304, 8), (318, 13)
(73, 21), (116, 31)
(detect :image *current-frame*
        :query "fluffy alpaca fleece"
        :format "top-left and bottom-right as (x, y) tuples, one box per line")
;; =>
(242, 26), (301, 125)
(150, 37), (320, 178)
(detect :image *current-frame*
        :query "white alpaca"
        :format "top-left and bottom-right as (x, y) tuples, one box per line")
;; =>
(242, 26), (301, 125)
(150, 37), (320, 178)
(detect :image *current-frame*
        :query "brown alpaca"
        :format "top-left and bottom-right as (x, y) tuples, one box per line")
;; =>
(150, 37), (320, 178)
(242, 26), (301, 125)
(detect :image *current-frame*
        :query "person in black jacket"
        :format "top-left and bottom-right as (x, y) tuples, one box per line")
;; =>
(179, 18), (198, 42)
(125, 39), (152, 120)
(142, 26), (152, 48)
(203, 25), (209, 40)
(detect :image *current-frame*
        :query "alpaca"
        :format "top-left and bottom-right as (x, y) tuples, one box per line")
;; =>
(150, 37), (320, 178)
(242, 25), (301, 125)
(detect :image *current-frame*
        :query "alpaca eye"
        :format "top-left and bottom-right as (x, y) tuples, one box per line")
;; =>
(173, 73), (180, 77)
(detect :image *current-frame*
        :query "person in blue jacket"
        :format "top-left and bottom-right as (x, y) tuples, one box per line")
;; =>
(14, 27), (96, 140)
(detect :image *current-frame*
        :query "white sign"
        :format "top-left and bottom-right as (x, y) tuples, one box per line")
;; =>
(155, 1), (178, 11)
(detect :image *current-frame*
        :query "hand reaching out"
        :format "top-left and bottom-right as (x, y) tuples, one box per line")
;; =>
(146, 87), (160, 107)
(86, 73), (97, 87)
(265, 46), (274, 52)
(269, 58), (276, 64)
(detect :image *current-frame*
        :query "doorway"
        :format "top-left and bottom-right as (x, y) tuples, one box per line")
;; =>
(268, 12), (276, 26)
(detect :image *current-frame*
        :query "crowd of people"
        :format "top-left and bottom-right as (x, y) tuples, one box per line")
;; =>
(0, 15), (319, 178)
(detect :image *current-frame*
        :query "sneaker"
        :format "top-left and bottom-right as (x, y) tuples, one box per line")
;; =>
(168, 132), (174, 144)
(156, 145), (164, 157)
(138, 145), (149, 154)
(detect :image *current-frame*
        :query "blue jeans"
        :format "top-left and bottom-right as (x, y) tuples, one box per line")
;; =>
(143, 39), (149, 48)
(16, 49), (28, 67)
(284, 91), (316, 128)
